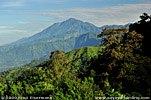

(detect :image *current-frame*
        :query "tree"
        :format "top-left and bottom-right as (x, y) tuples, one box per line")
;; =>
(49, 50), (71, 79)
(96, 27), (143, 77)
(129, 13), (151, 57)
(0, 76), (5, 84)
(90, 25), (151, 96)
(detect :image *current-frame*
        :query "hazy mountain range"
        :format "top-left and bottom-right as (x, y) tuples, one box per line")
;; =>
(0, 18), (129, 72)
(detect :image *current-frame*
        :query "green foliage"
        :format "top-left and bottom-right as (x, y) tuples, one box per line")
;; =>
(0, 83), (7, 96)
(0, 66), (32, 81)
(0, 76), (5, 83)
(51, 77), (99, 100)
(0, 47), (103, 99)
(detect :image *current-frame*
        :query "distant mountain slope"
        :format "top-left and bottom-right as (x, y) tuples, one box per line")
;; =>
(99, 23), (130, 30)
(0, 32), (100, 72)
(0, 18), (129, 72)
(9, 18), (100, 45)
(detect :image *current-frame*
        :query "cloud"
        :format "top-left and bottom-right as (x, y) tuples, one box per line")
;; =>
(0, 26), (8, 29)
(0, 25), (28, 45)
(0, 20), (52, 45)
(34, 4), (151, 26)
(22, 0), (70, 3)
(0, 1), (24, 7)
(140, 0), (151, 3)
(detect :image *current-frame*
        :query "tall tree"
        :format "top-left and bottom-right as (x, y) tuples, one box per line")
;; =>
(90, 24), (151, 96)
(129, 13), (151, 57)
(48, 50), (71, 79)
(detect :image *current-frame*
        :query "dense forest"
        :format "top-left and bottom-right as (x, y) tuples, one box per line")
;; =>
(0, 13), (151, 100)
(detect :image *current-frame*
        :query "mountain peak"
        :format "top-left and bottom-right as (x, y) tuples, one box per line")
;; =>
(12, 18), (100, 44)
(63, 18), (83, 25)
(66, 18), (81, 21)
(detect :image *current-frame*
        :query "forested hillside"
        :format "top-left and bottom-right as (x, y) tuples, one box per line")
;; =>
(0, 14), (150, 99)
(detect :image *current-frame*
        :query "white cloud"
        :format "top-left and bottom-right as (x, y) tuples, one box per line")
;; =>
(0, 1), (24, 7)
(21, 0), (70, 3)
(0, 26), (8, 29)
(0, 20), (53, 45)
(0, 25), (28, 45)
(140, 0), (151, 3)
(34, 4), (151, 26)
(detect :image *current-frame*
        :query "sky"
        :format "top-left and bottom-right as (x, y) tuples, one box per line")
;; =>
(0, 0), (151, 45)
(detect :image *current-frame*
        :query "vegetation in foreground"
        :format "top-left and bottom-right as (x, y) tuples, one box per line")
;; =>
(0, 13), (151, 100)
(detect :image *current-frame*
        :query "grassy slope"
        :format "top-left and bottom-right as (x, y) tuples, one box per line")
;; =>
(67, 46), (102, 66)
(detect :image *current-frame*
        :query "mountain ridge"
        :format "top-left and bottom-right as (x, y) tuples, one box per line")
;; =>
(9, 18), (100, 45)
(0, 18), (129, 72)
